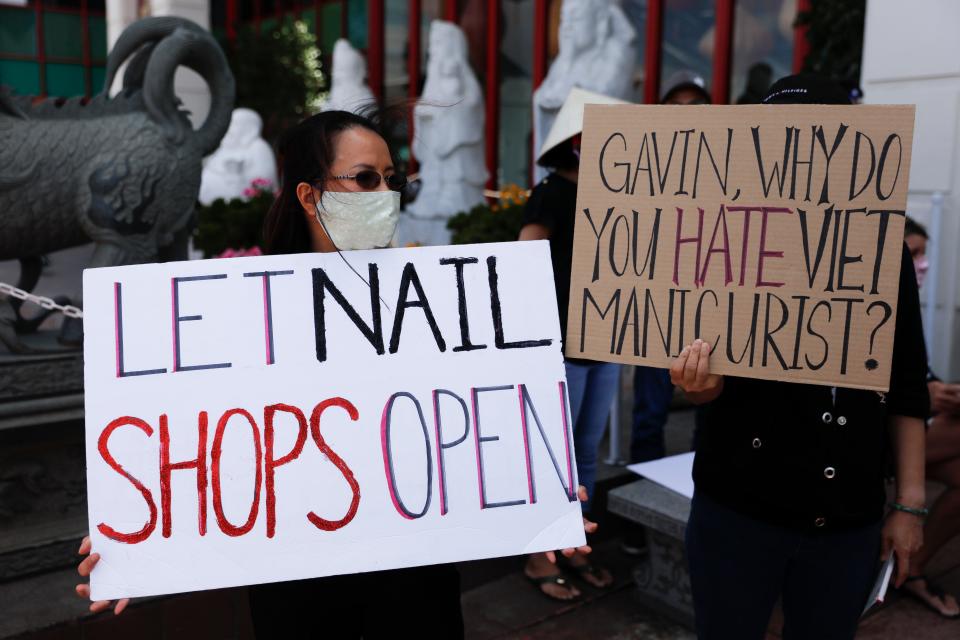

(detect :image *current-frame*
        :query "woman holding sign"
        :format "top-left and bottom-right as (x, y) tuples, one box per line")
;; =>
(673, 75), (930, 640)
(75, 108), (597, 637)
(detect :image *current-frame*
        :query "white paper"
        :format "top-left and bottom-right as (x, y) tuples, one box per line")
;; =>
(627, 452), (695, 499)
(83, 241), (585, 600)
(862, 554), (895, 616)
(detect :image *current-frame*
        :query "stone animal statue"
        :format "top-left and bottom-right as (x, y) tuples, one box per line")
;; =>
(0, 16), (235, 352)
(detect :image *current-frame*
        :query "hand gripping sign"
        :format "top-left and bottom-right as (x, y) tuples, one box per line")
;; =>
(83, 241), (585, 599)
(569, 104), (916, 390)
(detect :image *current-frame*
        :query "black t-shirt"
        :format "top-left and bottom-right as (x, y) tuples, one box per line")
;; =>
(693, 243), (930, 531)
(521, 173), (588, 363)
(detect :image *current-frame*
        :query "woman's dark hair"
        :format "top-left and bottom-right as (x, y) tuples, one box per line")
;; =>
(263, 109), (393, 255)
(538, 137), (579, 172)
(904, 216), (928, 239)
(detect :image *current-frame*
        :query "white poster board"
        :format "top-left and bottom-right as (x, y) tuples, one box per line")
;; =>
(83, 241), (585, 600)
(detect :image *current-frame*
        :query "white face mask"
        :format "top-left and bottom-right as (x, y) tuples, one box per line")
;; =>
(314, 190), (401, 250)
(914, 256), (929, 289)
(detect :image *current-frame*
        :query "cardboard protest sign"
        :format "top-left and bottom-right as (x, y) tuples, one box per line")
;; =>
(83, 241), (584, 600)
(569, 105), (915, 390)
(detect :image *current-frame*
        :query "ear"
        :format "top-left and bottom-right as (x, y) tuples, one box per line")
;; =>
(296, 182), (320, 221)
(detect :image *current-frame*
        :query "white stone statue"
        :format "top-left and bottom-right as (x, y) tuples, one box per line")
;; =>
(322, 39), (376, 114)
(199, 108), (277, 205)
(533, 0), (637, 182)
(400, 20), (487, 246)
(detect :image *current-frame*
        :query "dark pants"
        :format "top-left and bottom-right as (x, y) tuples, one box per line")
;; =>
(248, 564), (464, 639)
(685, 492), (881, 640)
(630, 366), (673, 463)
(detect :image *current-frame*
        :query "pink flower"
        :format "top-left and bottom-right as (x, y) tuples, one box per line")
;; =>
(215, 246), (263, 259)
(242, 187), (257, 198)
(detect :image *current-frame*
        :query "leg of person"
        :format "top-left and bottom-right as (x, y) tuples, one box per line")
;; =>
(571, 362), (621, 510)
(686, 492), (792, 640)
(565, 362), (620, 589)
(523, 360), (589, 601)
(248, 575), (364, 639)
(904, 449), (960, 617)
(564, 360), (590, 427)
(780, 521), (882, 640)
(362, 565), (465, 639)
(925, 413), (960, 467)
(629, 366), (673, 463)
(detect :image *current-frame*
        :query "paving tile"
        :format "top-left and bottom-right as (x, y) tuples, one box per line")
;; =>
(495, 587), (694, 640)
(161, 589), (238, 639)
(79, 602), (163, 640)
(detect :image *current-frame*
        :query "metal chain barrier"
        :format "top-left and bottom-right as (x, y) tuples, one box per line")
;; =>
(0, 282), (84, 318)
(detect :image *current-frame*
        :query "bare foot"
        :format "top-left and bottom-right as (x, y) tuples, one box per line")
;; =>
(524, 552), (580, 601)
(566, 550), (614, 588)
(903, 577), (960, 617)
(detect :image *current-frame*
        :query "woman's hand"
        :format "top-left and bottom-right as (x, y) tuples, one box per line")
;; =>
(881, 511), (924, 587)
(75, 536), (130, 615)
(929, 380), (960, 416)
(670, 339), (723, 403)
(547, 485), (597, 563)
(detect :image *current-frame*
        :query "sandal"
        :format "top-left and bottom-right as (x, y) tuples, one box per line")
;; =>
(901, 575), (960, 619)
(565, 560), (614, 589)
(524, 570), (580, 601)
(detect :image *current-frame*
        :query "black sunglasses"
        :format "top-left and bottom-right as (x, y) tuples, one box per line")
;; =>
(334, 170), (407, 192)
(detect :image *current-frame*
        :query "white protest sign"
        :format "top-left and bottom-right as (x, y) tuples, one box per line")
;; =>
(83, 241), (585, 600)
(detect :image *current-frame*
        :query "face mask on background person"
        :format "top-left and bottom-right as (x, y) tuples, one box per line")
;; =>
(314, 190), (401, 250)
(914, 255), (929, 289)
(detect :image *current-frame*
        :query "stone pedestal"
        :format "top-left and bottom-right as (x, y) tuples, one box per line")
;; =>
(0, 348), (86, 581)
(607, 479), (694, 628)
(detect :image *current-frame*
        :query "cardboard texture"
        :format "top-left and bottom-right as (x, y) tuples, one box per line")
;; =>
(83, 241), (585, 600)
(568, 104), (916, 390)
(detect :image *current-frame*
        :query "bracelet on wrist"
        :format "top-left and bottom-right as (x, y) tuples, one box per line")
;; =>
(889, 502), (929, 518)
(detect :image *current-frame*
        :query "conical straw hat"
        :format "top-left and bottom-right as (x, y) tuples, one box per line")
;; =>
(538, 87), (631, 161)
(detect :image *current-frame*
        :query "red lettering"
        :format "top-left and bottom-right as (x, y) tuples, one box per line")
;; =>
(159, 412), (208, 537)
(699, 204), (734, 286)
(264, 404), (308, 538)
(211, 408), (263, 537)
(97, 416), (158, 544)
(672, 206), (705, 286)
(756, 207), (793, 287)
(307, 398), (361, 531)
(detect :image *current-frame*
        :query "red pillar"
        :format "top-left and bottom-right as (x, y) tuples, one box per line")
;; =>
(226, 0), (238, 42)
(643, 0), (664, 104)
(408, 0), (422, 171)
(793, 0), (812, 73)
(484, 0), (501, 192)
(81, 0), (91, 96)
(531, 0), (548, 185)
(34, 0), (46, 97)
(711, 0), (735, 105)
(367, 0), (385, 101)
(443, 0), (457, 22)
(532, 0), (548, 87)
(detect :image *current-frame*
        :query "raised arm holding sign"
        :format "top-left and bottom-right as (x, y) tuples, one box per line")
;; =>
(76, 110), (593, 637)
(569, 75), (929, 640)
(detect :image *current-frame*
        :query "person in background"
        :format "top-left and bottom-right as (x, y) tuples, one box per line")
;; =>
(75, 108), (597, 636)
(674, 74), (929, 640)
(900, 217), (960, 618)
(629, 71), (711, 465)
(736, 62), (774, 104)
(519, 89), (623, 600)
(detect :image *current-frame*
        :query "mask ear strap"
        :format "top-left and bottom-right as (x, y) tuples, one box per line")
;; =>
(313, 196), (393, 312)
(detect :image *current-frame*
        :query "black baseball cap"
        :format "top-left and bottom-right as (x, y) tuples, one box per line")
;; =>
(761, 73), (851, 106)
